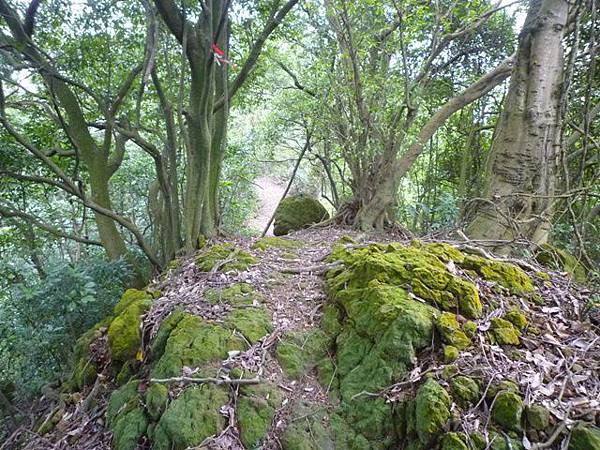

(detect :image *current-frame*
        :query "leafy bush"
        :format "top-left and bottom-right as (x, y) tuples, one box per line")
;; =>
(0, 258), (132, 399)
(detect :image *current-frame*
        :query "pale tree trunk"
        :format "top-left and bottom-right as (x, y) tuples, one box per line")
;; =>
(465, 0), (569, 249)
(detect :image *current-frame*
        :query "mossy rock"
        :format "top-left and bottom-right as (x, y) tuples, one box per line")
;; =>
(443, 345), (459, 363)
(106, 380), (148, 450)
(321, 303), (343, 336)
(450, 376), (480, 407)
(488, 318), (521, 345)
(195, 243), (258, 272)
(326, 243), (481, 319)
(204, 282), (259, 305)
(276, 329), (331, 379)
(486, 380), (520, 402)
(491, 391), (523, 431)
(436, 312), (471, 350)
(151, 314), (246, 378)
(149, 309), (186, 360)
(70, 317), (113, 390)
(503, 309), (528, 330)
(273, 194), (329, 236)
(107, 290), (153, 363)
(415, 378), (451, 447)
(145, 383), (169, 420)
(237, 383), (282, 448)
(535, 244), (587, 283)
(460, 255), (534, 295)
(224, 306), (272, 344)
(569, 424), (600, 450)
(463, 320), (477, 337)
(281, 401), (335, 450)
(525, 404), (550, 431)
(153, 385), (228, 450)
(252, 236), (304, 251)
(441, 432), (469, 450)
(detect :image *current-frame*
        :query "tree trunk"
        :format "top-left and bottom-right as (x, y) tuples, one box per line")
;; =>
(465, 0), (568, 249)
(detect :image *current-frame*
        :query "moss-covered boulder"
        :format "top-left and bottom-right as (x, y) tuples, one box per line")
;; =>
(195, 243), (258, 272)
(276, 329), (331, 379)
(280, 401), (335, 450)
(106, 380), (148, 450)
(145, 383), (169, 421)
(460, 255), (534, 295)
(443, 345), (459, 363)
(451, 376), (480, 407)
(491, 391), (523, 431)
(273, 194), (329, 236)
(488, 318), (521, 345)
(415, 378), (451, 447)
(153, 385), (228, 450)
(252, 236), (303, 251)
(503, 309), (528, 330)
(569, 424), (600, 450)
(441, 432), (469, 450)
(224, 306), (272, 344)
(237, 384), (282, 448)
(535, 244), (587, 283)
(326, 243), (482, 319)
(436, 312), (471, 350)
(204, 282), (258, 305)
(151, 314), (246, 378)
(525, 404), (549, 431)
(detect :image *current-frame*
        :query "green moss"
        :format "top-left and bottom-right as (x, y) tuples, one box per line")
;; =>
(441, 432), (469, 450)
(488, 318), (521, 345)
(224, 306), (272, 344)
(504, 309), (528, 330)
(463, 321), (478, 337)
(145, 383), (169, 420)
(237, 384), (282, 448)
(106, 380), (140, 426)
(107, 294), (152, 363)
(195, 243), (258, 272)
(491, 391), (523, 431)
(273, 194), (329, 236)
(460, 255), (534, 295)
(149, 309), (186, 360)
(421, 242), (465, 263)
(486, 380), (520, 401)
(450, 376), (480, 407)
(415, 378), (451, 446)
(111, 408), (148, 450)
(153, 385), (228, 450)
(115, 360), (135, 386)
(276, 329), (331, 379)
(280, 401), (334, 450)
(441, 365), (459, 380)
(443, 345), (459, 363)
(252, 236), (303, 251)
(321, 303), (343, 336)
(152, 314), (246, 378)
(535, 244), (587, 283)
(326, 243), (481, 318)
(316, 357), (339, 397)
(436, 312), (471, 350)
(525, 405), (549, 431)
(569, 424), (600, 450)
(204, 282), (259, 305)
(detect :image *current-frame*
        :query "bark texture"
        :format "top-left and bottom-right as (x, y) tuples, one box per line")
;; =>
(465, 0), (569, 248)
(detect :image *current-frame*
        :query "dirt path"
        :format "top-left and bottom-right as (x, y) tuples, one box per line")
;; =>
(247, 176), (286, 235)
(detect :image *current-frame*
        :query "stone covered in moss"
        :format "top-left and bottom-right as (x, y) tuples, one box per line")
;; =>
(525, 404), (549, 431)
(107, 289), (153, 363)
(280, 403), (335, 450)
(204, 282), (258, 305)
(321, 303), (343, 336)
(451, 376), (480, 407)
(153, 385), (228, 450)
(195, 243), (258, 272)
(569, 424), (600, 450)
(415, 378), (451, 447)
(145, 383), (169, 420)
(252, 236), (303, 251)
(224, 306), (272, 344)
(326, 243), (482, 319)
(491, 391), (523, 431)
(152, 314), (246, 378)
(444, 345), (459, 362)
(436, 312), (471, 350)
(486, 380), (520, 402)
(273, 194), (329, 236)
(503, 309), (528, 330)
(276, 329), (330, 379)
(460, 255), (534, 295)
(106, 380), (148, 450)
(535, 244), (587, 283)
(489, 318), (521, 345)
(441, 432), (469, 450)
(237, 383), (282, 448)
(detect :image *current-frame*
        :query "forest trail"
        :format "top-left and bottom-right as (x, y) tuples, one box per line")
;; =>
(247, 176), (286, 235)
